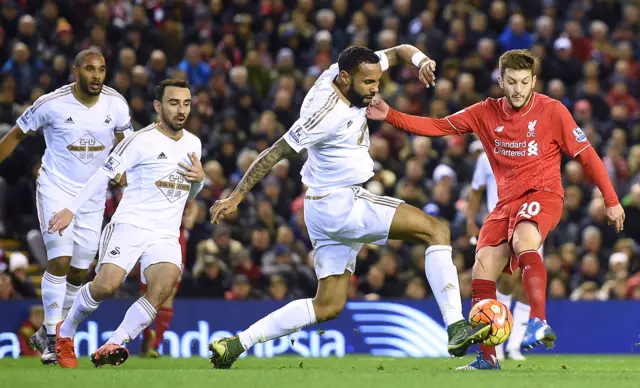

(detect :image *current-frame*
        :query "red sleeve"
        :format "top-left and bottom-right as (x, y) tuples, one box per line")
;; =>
(385, 104), (481, 137)
(575, 146), (620, 207)
(554, 102), (592, 157)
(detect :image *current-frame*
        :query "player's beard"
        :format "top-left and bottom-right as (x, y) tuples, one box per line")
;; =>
(161, 110), (186, 132)
(78, 76), (102, 96)
(506, 89), (533, 110)
(346, 86), (373, 108)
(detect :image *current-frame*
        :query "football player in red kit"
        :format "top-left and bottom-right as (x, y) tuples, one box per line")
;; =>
(367, 49), (625, 370)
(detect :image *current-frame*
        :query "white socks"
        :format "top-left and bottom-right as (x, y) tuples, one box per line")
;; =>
(60, 282), (100, 338)
(107, 297), (157, 345)
(496, 291), (512, 309)
(62, 282), (82, 320)
(424, 245), (464, 327)
(238, 298), (317, 350)
(42, 272), (67, 335)
(507, 301), (531, 352)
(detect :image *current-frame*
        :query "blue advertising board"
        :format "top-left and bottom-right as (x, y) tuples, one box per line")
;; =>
(1, 300), (639, 359)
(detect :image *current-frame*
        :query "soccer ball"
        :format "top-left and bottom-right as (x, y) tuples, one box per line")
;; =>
(469, 299), (513, 346)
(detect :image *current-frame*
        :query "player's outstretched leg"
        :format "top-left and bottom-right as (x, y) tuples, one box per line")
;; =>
(93, 263), (179, 367)
(456, 244), (511, 371)
(55, 263), (126, 368)
(512, 222), (556, 351)
(387, 203), (490, 357)
(209, 270), (350, 369)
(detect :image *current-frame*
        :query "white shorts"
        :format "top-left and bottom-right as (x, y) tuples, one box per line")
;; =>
(36, 174), (103, 269)
(304, 186), (404, 279)
(96, 222), (182, 284)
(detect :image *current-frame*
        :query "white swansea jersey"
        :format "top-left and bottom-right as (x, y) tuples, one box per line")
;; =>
(100, 125), (202, 238)
(17, 84), (132, 209)
(283, 52), (389, 192)
(471, 152), (498, 212)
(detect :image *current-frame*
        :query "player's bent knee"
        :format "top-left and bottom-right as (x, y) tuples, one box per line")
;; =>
(46, 256), (71, 276)
(428, 219), (451, 246)
(472, 250), (509, 282)
(312, 297), (346, 322)
(512, 221), (542, 255)
(145, 285), (174, 309)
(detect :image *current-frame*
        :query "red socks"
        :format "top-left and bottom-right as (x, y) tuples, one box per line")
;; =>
(472, 279), (497, 361)
(518, 250), (547, 320)
(152, 307), (174, 348)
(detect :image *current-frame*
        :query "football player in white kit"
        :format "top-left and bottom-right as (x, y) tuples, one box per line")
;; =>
(208, 45), (490, 369)
(467, 151), (531, 361)
(0, 49), (132, 364)
(48, 79), (203, 368)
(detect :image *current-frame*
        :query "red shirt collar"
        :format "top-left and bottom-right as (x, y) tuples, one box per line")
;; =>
(500, 92), (537, 118)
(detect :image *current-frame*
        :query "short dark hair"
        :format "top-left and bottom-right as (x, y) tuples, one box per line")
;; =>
(154, 79), (190, 102)
(74, 48), (104, 68)
(499, 49), (539, 76)
(338, 46), (380, 75)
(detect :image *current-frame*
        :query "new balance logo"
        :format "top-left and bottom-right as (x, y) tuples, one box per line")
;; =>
(47, 302), (59, 309)
(527, 140), (539, 156)
(494, 125), (504, 133)
(65, 117), (74, 124)
(441, 283), (457, 293)
(158, 152), (167, 160)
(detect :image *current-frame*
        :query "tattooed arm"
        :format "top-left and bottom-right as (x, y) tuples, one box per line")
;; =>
(378, 45), (437, 87)
(232, 138), (296, 198)
(210, 137), (296, 224)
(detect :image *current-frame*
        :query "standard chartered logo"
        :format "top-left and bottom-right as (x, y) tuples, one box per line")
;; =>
(346, 302), (449, 357)
(527, 140), (539, 156)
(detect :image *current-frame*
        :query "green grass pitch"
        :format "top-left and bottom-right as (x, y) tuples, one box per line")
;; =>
(2, 355), (639, 388)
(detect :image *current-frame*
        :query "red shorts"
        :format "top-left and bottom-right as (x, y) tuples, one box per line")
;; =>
(476, 190), (563, 274)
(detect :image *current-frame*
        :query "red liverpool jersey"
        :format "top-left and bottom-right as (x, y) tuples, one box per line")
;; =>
(387, 93), (591, 207)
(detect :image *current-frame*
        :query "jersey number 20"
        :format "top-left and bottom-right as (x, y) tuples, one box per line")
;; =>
(517, 201), (541, 219)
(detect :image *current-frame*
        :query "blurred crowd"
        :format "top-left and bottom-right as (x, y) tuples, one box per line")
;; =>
(0, 0), (639, 302)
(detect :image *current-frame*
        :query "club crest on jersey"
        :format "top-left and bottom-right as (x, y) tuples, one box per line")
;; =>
(347, 120), (353, 128)
(108, 247), (120, 258)
(102, 156), (120, 172)
(104, 114), (112, 125)
(156, 170), (190, 203)
(572, 127), (587, 143)
(288, 124), (308, 144)
(67, 134), (106, 164)
(527, 120), (537, 137)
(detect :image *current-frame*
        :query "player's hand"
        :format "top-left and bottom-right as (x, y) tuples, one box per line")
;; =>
(210, 194), (242, 224)
(178, 152), (204, 183)
(605, 203), (625, 233)
(418, 59), (437, 88)
(366, 98), (390, 121)
(48, 209), (74, 236)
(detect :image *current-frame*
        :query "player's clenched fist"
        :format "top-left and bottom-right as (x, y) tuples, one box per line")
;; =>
(210, 195), (242, 224)
(605, 203), (625, 233)
(366, 98), (390, 121)
(48, 209), (74, 235)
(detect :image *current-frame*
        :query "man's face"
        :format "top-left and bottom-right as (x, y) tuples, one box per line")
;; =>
(155, 86), (192, 132)
(342, 62), (382, 107)
(74, 54), (106, 96)
(499, 68), (536, 109)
